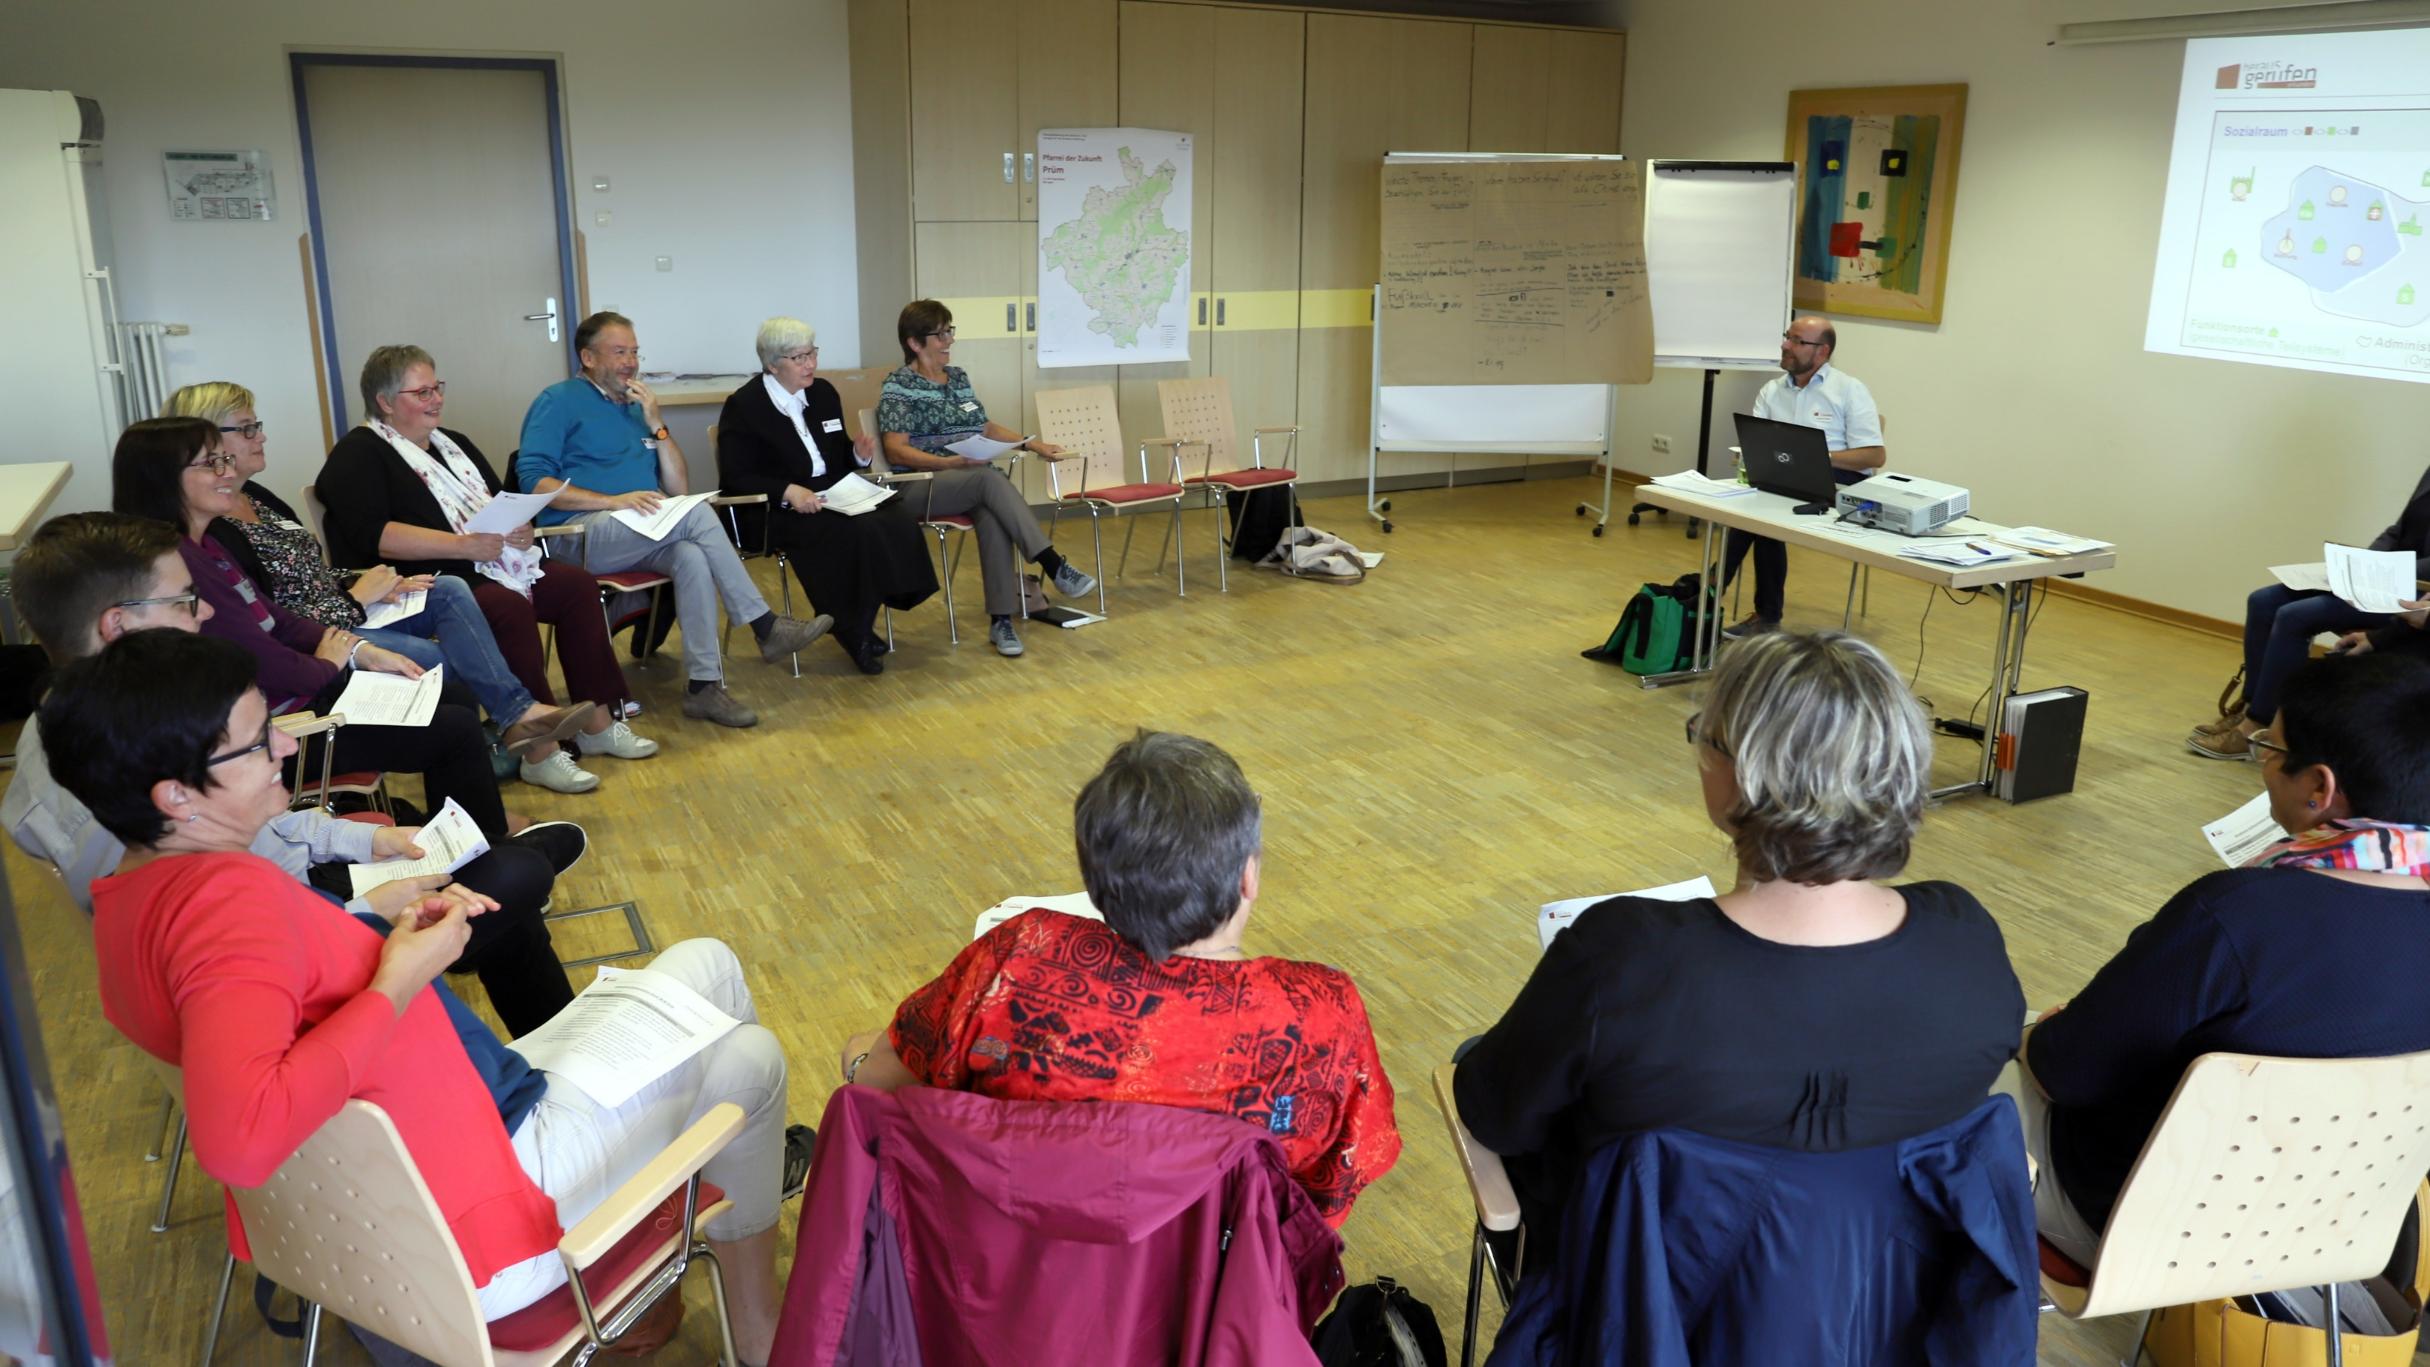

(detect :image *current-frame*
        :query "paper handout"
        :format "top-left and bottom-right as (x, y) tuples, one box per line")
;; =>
(817, 473), (897, 516)
(507, 965), (742, 1106)
(2202, 791), (2285, 868)
(1996, 526), (2113, 556)
(609, 490), (720, 541)
(2270, 562), (2333, 594)
(944, 434), (1027, 462)
(2323, 543), (2417, 613)
(346, 797), (490, 898)
(1647, 470), (1756, 499)
(329, 664), (445, 728)
(971, 891), (1103, 941)
(1538, 876), (1719, 952)
(464, 487), (562, 535)
(357, 588), (426, 631)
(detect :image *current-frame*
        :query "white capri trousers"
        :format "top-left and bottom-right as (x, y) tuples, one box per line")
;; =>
(478, 937), (789, 1319)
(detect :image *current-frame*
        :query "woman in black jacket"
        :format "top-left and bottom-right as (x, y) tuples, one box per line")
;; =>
(715, 319), (937, 674)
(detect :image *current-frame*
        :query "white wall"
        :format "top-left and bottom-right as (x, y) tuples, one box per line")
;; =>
(1611, 0), (2428, 622)
(1, 0), (859, 515)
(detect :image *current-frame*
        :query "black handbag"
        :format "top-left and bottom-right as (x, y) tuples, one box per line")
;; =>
(1311, 1277), (1449, 1367)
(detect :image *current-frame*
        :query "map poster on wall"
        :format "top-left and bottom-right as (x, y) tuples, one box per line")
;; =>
(1037, 128), (1192, 368)
(1378, 157), (1653, 387)
(163, 149), (276, 222)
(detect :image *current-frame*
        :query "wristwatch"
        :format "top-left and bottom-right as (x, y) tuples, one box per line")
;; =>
(652, 425), (671, 441)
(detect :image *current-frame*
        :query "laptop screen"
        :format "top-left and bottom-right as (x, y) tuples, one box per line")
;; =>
(1731, 414), (1836, 504)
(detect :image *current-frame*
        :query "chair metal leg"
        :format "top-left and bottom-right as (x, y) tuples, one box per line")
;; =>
(1460, 1223), (1488, 1367)
(146, 1090), (177, 1162)
(1090, 512), (1109, 617)
(2324, 1282), (2343, 1367)
(298, 1301), (323, 1366)
(1843, 562), (1861, 630)
(696, 1246), (741, 1367)
(931, 529), (960, 644)
(198, 1249), (235, 1365)
(1172, 503), (1186, 598)
(2123, 1305), (2155, 1367)
(1116, 513), (1141, 579)
(152, 1111), (187, 1232)
(777, 555), (799, 678)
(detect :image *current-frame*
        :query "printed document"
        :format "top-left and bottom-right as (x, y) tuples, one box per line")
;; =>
(464, 487), (561, 535)
(610, 490), (720, 541)
(2269, 562), (2333, 594)
(945, 434), (1027, 462)
(2202, 791), (2285, 868)
(1996, 526), (2112, 555)
(818, 473), (897, 516)
(508, 966), (742, 1106)
(1647, 470), (1756, 499)
(1538, 876), (1718, 952)
(2323, 543), (2417, 613)
(347, 797), (490, 898)
(329, 664), (445, 728)
(972, 891), (1102, 941)
(357, 588), (426, 631)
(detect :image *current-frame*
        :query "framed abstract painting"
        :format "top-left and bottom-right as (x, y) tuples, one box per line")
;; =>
(1785, 83), (1968, 325)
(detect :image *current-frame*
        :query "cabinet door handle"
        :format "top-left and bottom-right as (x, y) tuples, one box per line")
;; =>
(1006, 303), (1018, 332)
(1197, 297), (1208, 326)
(1026, 302), (1036, 331)
(1023, 152), (1035, 183)
(1003, 152), (1015, 184)
(1216, 297), (1227, 327)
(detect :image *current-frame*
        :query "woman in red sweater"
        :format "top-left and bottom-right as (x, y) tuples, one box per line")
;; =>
(44, 628), (795, 1361)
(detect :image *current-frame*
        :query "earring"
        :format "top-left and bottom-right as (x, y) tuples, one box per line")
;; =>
(185, 813), (200, 823)
(2307, 800), (2318, 809)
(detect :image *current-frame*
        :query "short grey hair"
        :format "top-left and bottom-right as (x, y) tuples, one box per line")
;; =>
(754, 317), (816, 371)
(1696, 629), (1928, 884)
(1073, 731), (1263, 961)
(359, 344), (435, 421)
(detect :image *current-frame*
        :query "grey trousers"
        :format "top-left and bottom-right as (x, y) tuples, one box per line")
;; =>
(570, 503), (770, 682)
(914, 467), (1052, 617)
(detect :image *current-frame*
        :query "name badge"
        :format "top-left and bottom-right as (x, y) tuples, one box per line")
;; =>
(821, 418), (844, 433)
(960, 401), (979, 413)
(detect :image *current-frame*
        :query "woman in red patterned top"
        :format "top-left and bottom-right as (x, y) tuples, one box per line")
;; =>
(840, 732), (1400, 1226)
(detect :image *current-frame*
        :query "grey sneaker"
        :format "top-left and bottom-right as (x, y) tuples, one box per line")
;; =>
(574, 719), (659, 760)
(1720, 615), (1780, 641)
(518, 747), (601, 794)
(759, 613), (834, 664)
(1049, 561), (1097, 600)
(681, 682), (759, 728)
(989, 618), (1025, 657)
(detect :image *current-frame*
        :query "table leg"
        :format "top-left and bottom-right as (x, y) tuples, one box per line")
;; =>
(1641, 517), (1723, 690)
(1931, 577), (2035, 801)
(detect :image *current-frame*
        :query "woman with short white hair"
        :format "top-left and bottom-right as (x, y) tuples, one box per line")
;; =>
(1454, 629), (2024, 1255)
(713, 318), (937, 674)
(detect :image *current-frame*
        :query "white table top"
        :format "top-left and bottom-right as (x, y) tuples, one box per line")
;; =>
(1632, 484), (2117, 591)
(0, 462), (73, 551)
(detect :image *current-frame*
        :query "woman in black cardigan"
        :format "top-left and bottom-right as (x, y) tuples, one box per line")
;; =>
(715, 319), (937, 674)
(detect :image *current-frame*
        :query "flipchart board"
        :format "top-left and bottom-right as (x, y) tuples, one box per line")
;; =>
(1373, 153), (1652, 453)
(1644, 160), (1797, 370)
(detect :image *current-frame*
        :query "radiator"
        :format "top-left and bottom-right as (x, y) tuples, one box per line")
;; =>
(118, 322), (190, 420)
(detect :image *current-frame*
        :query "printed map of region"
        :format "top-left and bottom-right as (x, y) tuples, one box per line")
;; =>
(1036, 129), (1192, 367)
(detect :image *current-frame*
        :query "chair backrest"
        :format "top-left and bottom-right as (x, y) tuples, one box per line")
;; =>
(230, 1099), (496, 1365)
(1156, 376), (1238, 475)
(300, 484), (333, 558)
(1032, 385), (1132, 493)
(2078, 1049), (2430, 1318)
(825, 368), (887, 440)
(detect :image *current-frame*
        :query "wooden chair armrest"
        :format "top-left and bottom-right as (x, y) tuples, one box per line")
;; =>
(534, 524), (586, 540)
(557, 1102), (745, 1269)
(710, 494), (768, 506)
(273, 712), (346, 738)
(1140, 437), (1185, 449)
(1252, 425), (1299, 435)
(873, 470), (934, 484)
(1434, 1064), (1522, 1233)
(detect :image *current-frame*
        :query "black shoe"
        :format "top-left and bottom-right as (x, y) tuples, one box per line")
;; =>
(853, 638), (885, 675)
(781, 1122), (817, 1200)
(507, 820), (588, 877)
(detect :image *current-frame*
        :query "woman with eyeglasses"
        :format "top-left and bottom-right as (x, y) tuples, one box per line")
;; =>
(874, 299), (1094, 659)
(712, 318), (936, 675)
(1453, 629), (2024, 1256)
(111, 417), (525, 839)
(161, 383), (596, 785)
(314, 346), (659, 795)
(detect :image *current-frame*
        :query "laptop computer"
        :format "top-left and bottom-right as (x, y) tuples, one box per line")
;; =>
(1731, 413), (1837, 511)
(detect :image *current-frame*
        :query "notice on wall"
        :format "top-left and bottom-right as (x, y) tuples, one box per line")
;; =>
(1379, 158), (1652, 387)
(1037, 128), (1193, 368)
(163, 149), (276, 222)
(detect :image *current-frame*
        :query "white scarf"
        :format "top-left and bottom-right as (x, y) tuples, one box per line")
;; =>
(366, 420), (543, 597)
(762, 373), (827, 479)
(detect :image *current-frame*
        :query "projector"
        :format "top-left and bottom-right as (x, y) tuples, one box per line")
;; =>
(1835, 472), (1970, 536)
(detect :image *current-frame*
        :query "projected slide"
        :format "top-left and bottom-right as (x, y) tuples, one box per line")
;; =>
(2145, 30), (2430, 383)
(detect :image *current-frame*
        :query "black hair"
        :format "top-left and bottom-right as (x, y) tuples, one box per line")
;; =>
(11, 512), (184, 666)
(574, 311), (634, 358)
(1073, 731), (1262, 961)
(111, 417), (217, 532)
(2277, 652), (2430, 823)
(39, 630), (262, 847)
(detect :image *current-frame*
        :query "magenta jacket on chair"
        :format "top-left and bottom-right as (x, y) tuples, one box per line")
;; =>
(769, 1085), (1347, 1366)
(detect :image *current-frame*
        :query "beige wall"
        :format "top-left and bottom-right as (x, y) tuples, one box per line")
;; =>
(1611, 0), (2427, 622)
(2, 0), (859, 515)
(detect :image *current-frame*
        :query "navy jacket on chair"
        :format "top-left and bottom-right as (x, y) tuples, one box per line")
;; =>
(1487, 1096), (2038, 1367)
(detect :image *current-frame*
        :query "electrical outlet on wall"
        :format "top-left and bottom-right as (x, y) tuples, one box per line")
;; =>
(1650, 434), (1673, 454)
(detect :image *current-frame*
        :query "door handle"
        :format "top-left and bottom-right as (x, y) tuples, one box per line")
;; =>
(1216, 297), (1226, 327)
(1197, 297), (1208, 326)
(1023, 152), (1035, 183)
(1006, 303), (1017, 332)
(1003, 152), (1015, 184)
(1026, 302), (1036, 331)
(523, 296), (560, 343)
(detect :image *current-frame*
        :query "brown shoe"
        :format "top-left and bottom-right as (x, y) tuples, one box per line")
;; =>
(2192, 703), (2247, 737)
(2187, 725), (2252, 760)
(599, 1284), (685, 1355)
(500, 701), (597, 756)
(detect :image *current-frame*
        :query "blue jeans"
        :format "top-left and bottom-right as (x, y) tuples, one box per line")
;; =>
(356, 573), (537, 724)
(2241, 584), (2380, 723)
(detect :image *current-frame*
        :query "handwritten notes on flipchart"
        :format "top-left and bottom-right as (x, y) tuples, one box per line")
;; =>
(1378, 159), (1653, 387)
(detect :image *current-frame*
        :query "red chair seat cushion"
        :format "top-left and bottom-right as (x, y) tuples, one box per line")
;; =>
(485, 1181), (725, 1353)
(1186, 468), (1298, 489)
(1067, 483), (1184, 505)
(323, 773), (383, 793)
(2037, 1234), (2091, 1288)
(598, 571), (670, 592)
(923, 514), (975, 529)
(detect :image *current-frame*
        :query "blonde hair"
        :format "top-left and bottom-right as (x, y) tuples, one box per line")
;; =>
(160, 381), (256, 425)
(755, 317), (817, 370)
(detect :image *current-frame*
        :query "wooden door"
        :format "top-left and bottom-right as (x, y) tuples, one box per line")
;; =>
(1018, 0), (1120, 221)
(1207, 5), (1305, 454)
(912, 220), (1026, 437)
(1019, 242), (1116, 501)
(1112, 1), (1216, 446)
(909, 0), (1020, 221)
(1472, 26), (1624, 154)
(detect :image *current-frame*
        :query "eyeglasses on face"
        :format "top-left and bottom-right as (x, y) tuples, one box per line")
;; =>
(2249, 733), (2290, 762)
(779, 347), (820, 365)
(207, 717), (275, 768)
(186, 450), (237, 473)
(395, 381), (448, 402)
(217, 420), (266, 439)
(1780, 332), (1826, 348)
(923, 328), (956, 342)
(1684, 711), (1730, 757)
(116, 591), (200, 618)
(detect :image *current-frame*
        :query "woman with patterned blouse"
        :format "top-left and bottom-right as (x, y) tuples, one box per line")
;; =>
(875, 299), (1096, 659)
(837, 731), (1401, 1226)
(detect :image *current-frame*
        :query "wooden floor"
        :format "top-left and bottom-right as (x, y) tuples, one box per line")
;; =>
(8, 474), (2376, 1364)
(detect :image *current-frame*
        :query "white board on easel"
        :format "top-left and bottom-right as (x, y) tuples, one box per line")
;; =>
(1644, 160), (1797, 370)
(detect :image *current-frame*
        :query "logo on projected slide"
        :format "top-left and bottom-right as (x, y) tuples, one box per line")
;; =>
(2216, 61), (2319, 90)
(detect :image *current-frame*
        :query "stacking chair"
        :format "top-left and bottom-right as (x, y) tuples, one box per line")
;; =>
(1156, 376), (1300, 592)
(279, 710), (391, 818)
(300, 482), (334, 550)
(189, 1093), (749, 1365)
(704, 422), (802, 675)
(2038, 1049), (2430, 1367)
(1431, 1064), (1525, 1367)
(503, 451), (674, 681)
(861, 406), (992, 645)
(1033, 385), (1188, 615)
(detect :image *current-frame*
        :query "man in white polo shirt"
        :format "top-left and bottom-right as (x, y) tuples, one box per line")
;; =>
(1719, 315), (1886, 639)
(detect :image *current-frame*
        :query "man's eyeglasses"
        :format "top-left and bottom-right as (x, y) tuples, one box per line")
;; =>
(1780, 332), (1826, 348)
(186, 451), (237, 473)
(115, 591), (200, 618)
(207, 718), (275, 768)
(217, 420), (266, 439)
(779, 348), (820, 365)
(395, 382), (447, 402)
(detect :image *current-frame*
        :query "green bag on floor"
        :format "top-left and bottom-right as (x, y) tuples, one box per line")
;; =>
(1583, 574), (1709, 676)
